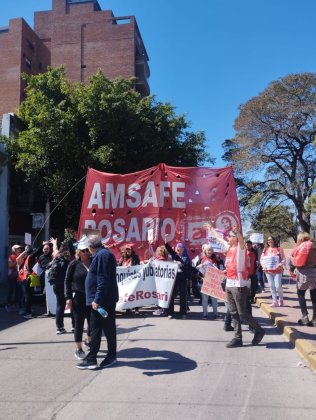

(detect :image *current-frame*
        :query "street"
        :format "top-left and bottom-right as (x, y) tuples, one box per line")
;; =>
(0, 301), (316, 420)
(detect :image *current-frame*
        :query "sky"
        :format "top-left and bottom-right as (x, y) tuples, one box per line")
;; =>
(1, 0), (316, 167)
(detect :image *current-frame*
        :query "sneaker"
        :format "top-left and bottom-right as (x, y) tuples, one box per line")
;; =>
(202, 315), (207, 320)
(278, 299), (284, 307)
(83, 339), (91, 349)
(99, 355), (117, 369)
(71, 327), (75, 333)
(226, 338), (243, 348)
(167, 315), (173, 319)
(224, 325), (234, 332)
(252, 329), (265, 345)
(74, 349), (86, 360)
(56, 327), (67, 335)
(298, 315), (310, 326)
(23, 313), (33, 319)
(270, 301), (278, 307)
(153, 309), (164, 316)
(76, 358), (98, 370)
(18, 309), (26, 315)
(181, 315), (187, 319)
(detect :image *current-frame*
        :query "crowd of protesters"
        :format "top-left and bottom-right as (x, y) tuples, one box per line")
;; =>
(4, 225), (316, 368)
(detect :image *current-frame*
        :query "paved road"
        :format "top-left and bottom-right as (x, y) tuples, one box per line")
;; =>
(0, 302), (316, 420)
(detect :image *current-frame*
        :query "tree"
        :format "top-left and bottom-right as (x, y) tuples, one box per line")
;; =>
(4, 67), (212, 229)
(222, 73), (316, 233)
(250, 205), (297, 242)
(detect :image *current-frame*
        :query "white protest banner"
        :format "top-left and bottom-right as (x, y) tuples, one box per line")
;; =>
(261, 255), (280, 270)
(201, 265), (227, 302)
(249, 232), (264, 244)
(25, 232), (32, 245)
(116, 260), (178, 310)
(206, 230), (226, 253)
(31, 262), (43, 276)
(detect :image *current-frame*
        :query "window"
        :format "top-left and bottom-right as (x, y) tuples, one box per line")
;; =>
(27, 40), (35, 52)
(25, 57), (32, 69)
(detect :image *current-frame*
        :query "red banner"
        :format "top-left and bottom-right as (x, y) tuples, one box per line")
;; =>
(78, 163), (241, 260)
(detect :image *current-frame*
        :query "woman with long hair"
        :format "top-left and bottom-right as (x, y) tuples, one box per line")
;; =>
(291, 232), (316, 326)
(65, 237), (92, 359)
(149, 243), (169, 316)
(260, 236), (285, 307)
(119, 244), (141, 315)
(196, 244), (220, 319)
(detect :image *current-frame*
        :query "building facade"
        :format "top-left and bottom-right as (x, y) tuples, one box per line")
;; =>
(0, 0), (150, 283)
(0, 0), (150, 117)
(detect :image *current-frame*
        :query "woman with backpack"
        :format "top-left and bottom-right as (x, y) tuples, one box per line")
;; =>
(48, 240), (73, 334)
(260, 236), (285, 307)
(291, 232), (316, 327)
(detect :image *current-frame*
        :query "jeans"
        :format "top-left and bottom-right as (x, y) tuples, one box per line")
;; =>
(297, 288), (316, 319)
(257, 269), (265, 290)
(201, 293), (218, 316)
(167, 275), (187, 316)
(20, 280), (33, 314)
(7, 273), (17, 305)
(249, 274), (258, 301)
(224, 302), (232, 327)
(86, 306), (117, 362)
(53, 284), (66, 329)
(72, 292), (90, 343)
(265, 272), (283, 302)
(226, 286), (262, 340)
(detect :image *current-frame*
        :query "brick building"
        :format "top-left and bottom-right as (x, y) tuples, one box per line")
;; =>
(0, 0), (150, 117)
(0, 0), (150, 283)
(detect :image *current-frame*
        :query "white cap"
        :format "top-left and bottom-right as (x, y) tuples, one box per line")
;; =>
(77, 235), (90, 250)
(12, 244), (22, 252)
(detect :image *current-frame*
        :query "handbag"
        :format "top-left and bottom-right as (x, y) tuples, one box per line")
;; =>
(29, 273), (41, 288)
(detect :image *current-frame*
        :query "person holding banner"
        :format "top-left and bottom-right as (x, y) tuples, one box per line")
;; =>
(149, 242), (169, 316)
(165, 236), (191, 319)
(118, 244), (141, 315)
(209, 226), (265, 348)
(196, 244), (220, 320)
(260, 236), (285, 307)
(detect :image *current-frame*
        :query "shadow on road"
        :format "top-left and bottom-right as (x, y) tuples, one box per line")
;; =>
(115, 346), (197, 376)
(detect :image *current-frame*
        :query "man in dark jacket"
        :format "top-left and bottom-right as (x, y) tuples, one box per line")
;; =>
(77, 233), (119, 370)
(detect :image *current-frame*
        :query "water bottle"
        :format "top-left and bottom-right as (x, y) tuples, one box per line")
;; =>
(97, 306), (108, 318)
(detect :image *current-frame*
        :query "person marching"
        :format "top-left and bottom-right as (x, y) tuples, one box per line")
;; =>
(260, 236), (285, 307)
(65, 236), (92, 360)
(209, 225), (265, 348)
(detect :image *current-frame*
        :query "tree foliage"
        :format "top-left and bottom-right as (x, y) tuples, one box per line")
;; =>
(5, 67), (211, 229)
(250, 205), (297, 242)
(222, 73), (316, 233)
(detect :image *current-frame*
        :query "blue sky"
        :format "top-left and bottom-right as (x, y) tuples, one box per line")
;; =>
(1, 0), (316, 166)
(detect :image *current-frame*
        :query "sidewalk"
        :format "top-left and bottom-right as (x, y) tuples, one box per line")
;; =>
(256, 281), (316, 372)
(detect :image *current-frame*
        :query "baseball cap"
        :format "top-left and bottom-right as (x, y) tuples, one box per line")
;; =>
(77, 235), (90, 250)
(12, 244), (22, 252)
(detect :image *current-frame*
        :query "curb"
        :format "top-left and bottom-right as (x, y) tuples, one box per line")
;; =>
(256, 297), (316, 372)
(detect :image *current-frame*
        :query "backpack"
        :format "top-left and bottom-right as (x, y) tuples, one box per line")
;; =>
(47, 256), (69, 285)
